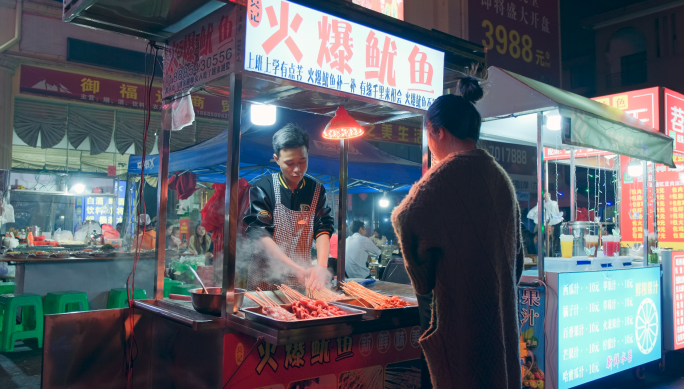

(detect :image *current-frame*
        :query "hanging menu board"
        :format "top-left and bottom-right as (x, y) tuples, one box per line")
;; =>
(557, 267), (661, 389)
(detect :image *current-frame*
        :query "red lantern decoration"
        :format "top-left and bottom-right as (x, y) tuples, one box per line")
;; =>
(322, 106), (365, 140)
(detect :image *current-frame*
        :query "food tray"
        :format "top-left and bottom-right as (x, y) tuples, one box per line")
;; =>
(240, 304), (365, 330)
(34, 254), (53, 259)
(332, 296), (419, 320)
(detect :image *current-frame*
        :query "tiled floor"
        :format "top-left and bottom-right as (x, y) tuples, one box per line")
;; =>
(1, 342), (683, 388)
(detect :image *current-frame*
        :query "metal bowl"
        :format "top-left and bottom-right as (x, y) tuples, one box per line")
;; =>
(189, 287), (245, 316)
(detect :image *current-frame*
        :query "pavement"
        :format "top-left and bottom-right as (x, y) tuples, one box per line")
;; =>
(0, 341), (683, 388)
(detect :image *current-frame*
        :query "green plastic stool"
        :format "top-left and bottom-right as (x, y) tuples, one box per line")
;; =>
(163, 280), (183, 298)
(0, 282), (14, 295)
(0, 293), (43, 351)
(107, 288), (148, 309)
(169, 284), (200, 296)
(44, 291), (89, 314)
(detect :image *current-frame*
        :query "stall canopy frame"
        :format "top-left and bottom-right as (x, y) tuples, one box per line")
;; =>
(476, 67), (675, 281)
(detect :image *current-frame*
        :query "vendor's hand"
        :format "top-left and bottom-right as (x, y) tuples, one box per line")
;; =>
(204, 252), (213, 260)
(306, 265), (331, 291)
(293, 265), (309, 284)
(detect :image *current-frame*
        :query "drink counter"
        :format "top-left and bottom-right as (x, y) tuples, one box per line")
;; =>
(520, 262), (664, 389)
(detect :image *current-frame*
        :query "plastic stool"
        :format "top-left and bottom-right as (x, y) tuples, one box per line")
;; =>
(169, 284), (200, 296)
(0, 293), (43, 351)
(0, 282), (14, 295)
(44, 291), (89, 314)
(164, 280), (183, 298)
(107, 288), (148, 309)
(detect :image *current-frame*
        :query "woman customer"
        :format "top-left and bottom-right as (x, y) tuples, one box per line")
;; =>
(391, 78), (524, 389)
(189, 224), (213, 260)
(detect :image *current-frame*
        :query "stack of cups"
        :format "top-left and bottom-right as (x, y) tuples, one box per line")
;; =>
(585, 235), (599, 257)
(560, 235), (574, 258)
(603, 235), (621, 257)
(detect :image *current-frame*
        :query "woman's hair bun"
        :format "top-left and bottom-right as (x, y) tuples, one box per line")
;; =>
(456, 76), (484, 104)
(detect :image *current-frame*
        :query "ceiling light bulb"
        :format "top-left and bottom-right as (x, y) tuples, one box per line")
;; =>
(73, 183), (85, 193)
(379, 198), (389, 208)
(546, 114), (561, 131)
(628, 160), (643, 177)
(251, 104), (277, 126)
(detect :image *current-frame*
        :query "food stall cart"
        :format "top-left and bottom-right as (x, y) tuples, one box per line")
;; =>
(474, 67), (674, 389)
(43, 0), (485, 388)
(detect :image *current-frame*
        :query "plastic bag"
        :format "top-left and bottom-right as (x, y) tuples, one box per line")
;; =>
(0, 262), (15, 277)
(53, 228), (74, 243)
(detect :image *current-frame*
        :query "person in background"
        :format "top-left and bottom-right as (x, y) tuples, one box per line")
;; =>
(391, 77), (523, 389)
(116, 222), (123, 236)
(131, 214), (156, 251)
(370, 228), (387, 248)
(164, 221), (174, 249)
(169, 227), (187, 250)
(326, 227), (339, 277)
(345, 220), (381, 279)
(188, 224), (213, 260)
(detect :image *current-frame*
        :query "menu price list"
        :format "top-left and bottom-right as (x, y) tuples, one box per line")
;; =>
(674, 255), (684, 348)
(558, 268), (661, 389)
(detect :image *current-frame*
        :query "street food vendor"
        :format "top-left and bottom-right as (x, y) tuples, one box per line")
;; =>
(244, 124), (334, 290)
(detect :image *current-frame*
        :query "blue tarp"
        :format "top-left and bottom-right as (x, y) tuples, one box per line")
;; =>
(128, 108), (420, 192)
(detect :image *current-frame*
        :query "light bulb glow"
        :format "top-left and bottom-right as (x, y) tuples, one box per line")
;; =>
(628, 160), (643, 177)
(73, 183), (85, 193)
(379, 198), (390, 208)
(251, 104), (277, 126)
(546, 114), (561, 131)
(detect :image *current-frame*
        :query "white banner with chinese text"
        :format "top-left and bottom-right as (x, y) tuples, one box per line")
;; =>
(245, 0), (444, 110)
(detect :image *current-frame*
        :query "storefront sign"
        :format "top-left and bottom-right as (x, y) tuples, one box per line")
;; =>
(115, 181), (126, 226)
(78, 196), (117, 225)
(544, 148), (612, 160)
(519, 285), (546, 389)
(592, 87), (660, 132)
(620, 155), (684, 249)
(557, 267), (661, 389)
(180, 218), (190, 242)
(19, 65), (230, 119)
(245, 0), (444, 111)
(223, 327), (422, 388)
(665, 88), (684, 155)
(163, 5), (243, 98)
(350, 0), (404, 20)
(662, 251), (684, 351)
(363, 123), (422, 145)
(469, 0), (560, 86)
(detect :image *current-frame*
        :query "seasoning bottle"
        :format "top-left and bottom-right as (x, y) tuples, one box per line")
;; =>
(27, 231), (34, 247)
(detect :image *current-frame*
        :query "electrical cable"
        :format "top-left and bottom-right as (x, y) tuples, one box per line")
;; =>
(222, 336), (264, 388)
(125, 41), (160, 389)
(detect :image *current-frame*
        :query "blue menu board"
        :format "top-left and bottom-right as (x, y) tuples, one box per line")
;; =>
(520, 285), (546, 389)
(558, 267), (661, 389)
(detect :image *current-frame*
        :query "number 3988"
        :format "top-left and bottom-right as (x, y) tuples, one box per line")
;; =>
(481, 20), (533, 63)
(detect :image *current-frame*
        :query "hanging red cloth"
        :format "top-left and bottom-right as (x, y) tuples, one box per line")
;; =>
(575, 207), (596, 222)
(169, 171), (199, 200)
(200, 179), (251, 255)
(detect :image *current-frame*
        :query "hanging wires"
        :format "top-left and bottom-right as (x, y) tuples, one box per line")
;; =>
(125, 40), (161, 389)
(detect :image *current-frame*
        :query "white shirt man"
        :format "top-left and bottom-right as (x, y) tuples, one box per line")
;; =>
(345, 221), (381, 279)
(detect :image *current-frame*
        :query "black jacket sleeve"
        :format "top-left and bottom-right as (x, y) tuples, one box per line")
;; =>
(244, 184), (275, 239)
(314, 186), (334, 238)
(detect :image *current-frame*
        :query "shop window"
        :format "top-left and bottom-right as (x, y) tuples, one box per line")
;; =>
(605, 27), (647, 89)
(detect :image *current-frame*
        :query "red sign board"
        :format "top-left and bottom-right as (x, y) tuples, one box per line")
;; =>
(665, 88), (684, 155)
(19, 65), (230, 119)
(592, 87), (660, 132)
(544, 148), (612, 160)
(223, 327), (421, 388)
(672, 252), (684, 350)
(620, 154), (684, 249)
(469, 0), (560, 86)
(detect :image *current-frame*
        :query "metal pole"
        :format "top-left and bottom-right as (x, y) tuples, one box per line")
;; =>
(221, 73), (242, 318)
(642, 161), (648, 263)
(336, 139), (348, 288)
(545, 160), (549, 192)
(652, 163), (658, 254)
(153, 109), (171, 300)
(616, 157), (622, 228)
(570, 149), (576, 221)
(537, 112), (544, 279)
